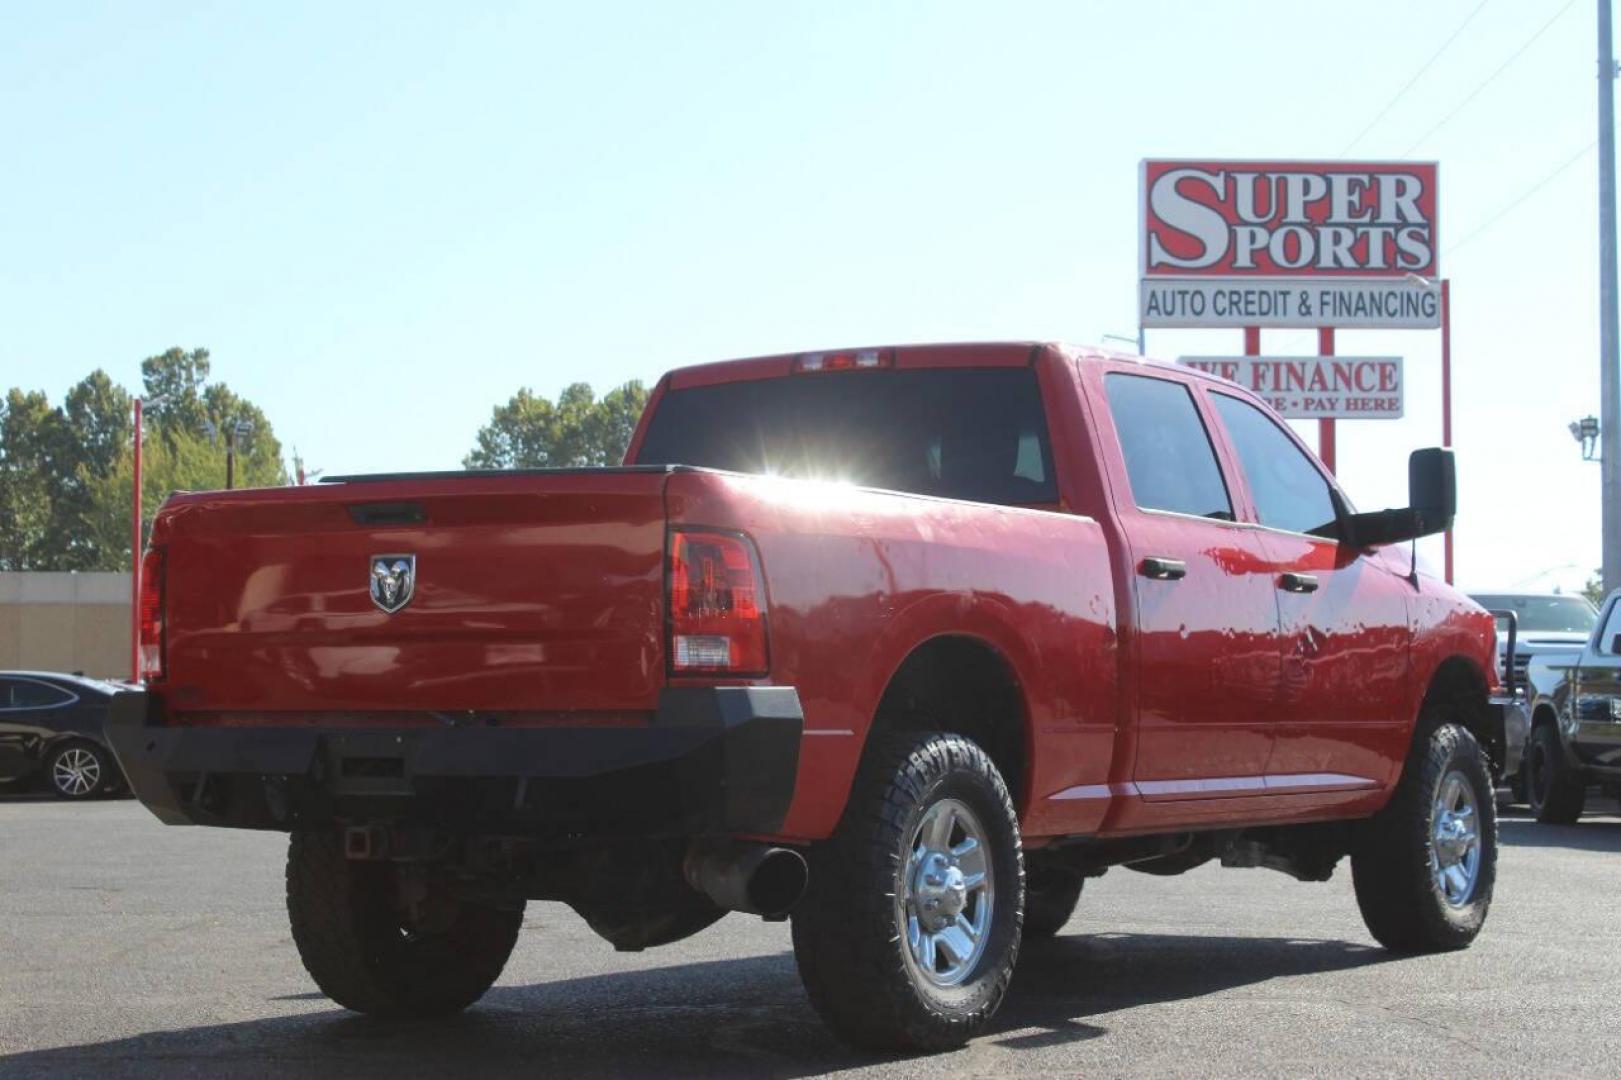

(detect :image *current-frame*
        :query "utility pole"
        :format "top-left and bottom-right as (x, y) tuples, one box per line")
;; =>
(1602, 0), (1621, 592)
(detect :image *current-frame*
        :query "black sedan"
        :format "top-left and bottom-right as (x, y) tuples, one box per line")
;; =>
(0, 672), (127, 799)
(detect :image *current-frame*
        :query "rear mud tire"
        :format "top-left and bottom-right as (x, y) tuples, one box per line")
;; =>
(791, 732), (1023, 1052)
(1351, 718), (1496, 954)
(286, 831), (523, 1018)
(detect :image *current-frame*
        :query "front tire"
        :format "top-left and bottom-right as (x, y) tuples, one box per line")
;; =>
(286, 831), (523, 1017)
(46, 741), (112, 800)
(791, 732), (1023, 1052)
(1526, 722), (1586, 824)
(1351, 718), (1497, 953)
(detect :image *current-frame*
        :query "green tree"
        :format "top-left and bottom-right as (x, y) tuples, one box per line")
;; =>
(195, 383), (283, 488)
(591, 381), (652, 465)
(0, 348), (287, 571)
(0, 389), (72, 569)
(82, 428), (250, 560)
(51, 371), (133, 569)
(139, 347), (284, 485)
(140, 347), (211, 436)
(65, 370), (133, 478)
(1583, 572), (1606, 608)
(465, 381), (648, 469)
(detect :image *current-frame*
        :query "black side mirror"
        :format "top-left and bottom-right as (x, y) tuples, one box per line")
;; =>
(1610, 633), (1621, 656)
(1341, 448), (1456, 548)
(1406, 447), (1456, 534)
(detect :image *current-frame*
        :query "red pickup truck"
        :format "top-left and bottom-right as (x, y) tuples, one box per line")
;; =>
(110, 342), (1515, 1051)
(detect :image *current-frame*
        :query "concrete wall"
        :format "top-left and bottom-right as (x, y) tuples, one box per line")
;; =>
(0, 572), (131, 680)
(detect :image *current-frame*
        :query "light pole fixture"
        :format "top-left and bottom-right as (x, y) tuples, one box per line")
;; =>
(202, 416), (255, 488)
(1101, 333), (1142, 354)
(1571, 415), (1602, 461)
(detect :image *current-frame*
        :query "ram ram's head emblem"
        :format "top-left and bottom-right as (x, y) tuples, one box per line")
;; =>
(369, 555), (416, 614)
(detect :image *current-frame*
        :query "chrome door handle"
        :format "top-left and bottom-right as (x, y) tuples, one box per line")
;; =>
(1140, 556), (1187, 581)
(1280, 572), (1319, 593)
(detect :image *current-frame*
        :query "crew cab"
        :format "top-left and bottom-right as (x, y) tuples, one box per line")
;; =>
(1523, 588), (1621, 823)
(109, 342), (1513, 1051)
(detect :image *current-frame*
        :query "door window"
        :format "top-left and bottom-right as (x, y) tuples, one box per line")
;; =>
(1211, 393), (1340, 537)
(1103, 374), (1233, 519)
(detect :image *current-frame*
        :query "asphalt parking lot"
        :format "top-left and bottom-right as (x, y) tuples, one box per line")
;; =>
(1, 795), (1616, 1079)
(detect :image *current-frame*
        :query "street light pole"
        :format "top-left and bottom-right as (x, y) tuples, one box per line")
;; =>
(1601, 0), (1621, 591)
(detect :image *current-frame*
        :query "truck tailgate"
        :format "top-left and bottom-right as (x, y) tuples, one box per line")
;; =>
(151, 469), (669, 716)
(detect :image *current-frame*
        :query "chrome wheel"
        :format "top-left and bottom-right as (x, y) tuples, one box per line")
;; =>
(52, 746), (102, 797)
(898, 797), (994, 989)
(1429, 769), (1481, 907)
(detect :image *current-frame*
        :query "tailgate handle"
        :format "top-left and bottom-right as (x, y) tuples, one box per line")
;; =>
(348, 502), (425, 526)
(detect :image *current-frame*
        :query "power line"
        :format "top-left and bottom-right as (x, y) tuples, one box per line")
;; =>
(1340, 0), (1491, 155)
(1447, 139), (1597, 254)
(1402, 0), (1579, 155)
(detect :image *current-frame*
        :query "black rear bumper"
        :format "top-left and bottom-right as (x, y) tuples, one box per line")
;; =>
(105, 687), (802, 838)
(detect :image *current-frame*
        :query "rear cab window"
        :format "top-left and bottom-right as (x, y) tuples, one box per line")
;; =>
(635, 368), (1058, 506)
(1102, 373), (1233, 520)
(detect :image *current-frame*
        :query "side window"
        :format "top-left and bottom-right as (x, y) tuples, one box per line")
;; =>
(1599, 600), (1621, 655)
(1211, 393), (1340, 538)
(1103, 374), (1233, 519)
(0, 680), (73, 710)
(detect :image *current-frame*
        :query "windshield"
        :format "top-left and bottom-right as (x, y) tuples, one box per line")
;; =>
(635, 369), (1058, 506)
(1469, 594), (1598, 635)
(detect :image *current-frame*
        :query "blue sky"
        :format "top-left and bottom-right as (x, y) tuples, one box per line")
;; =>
(0, 1), (1607, 592)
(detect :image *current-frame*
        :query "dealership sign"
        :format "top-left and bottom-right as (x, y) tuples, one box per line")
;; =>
(1180, 355), (1403, 420)
(1141, 160), (1440, 329)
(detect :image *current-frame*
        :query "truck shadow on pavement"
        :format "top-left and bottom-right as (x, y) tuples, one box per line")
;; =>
(0, 932), (1394, 1079)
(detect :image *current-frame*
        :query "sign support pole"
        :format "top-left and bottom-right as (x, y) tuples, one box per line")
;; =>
(1317, 328), (1337, 474)
(1442, 278), (1454, 585)
(1243, 327), (1260, 357)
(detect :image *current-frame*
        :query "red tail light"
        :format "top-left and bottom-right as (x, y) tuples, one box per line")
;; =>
(138, 547), (165, 682)
(667, 530), (769, 675)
